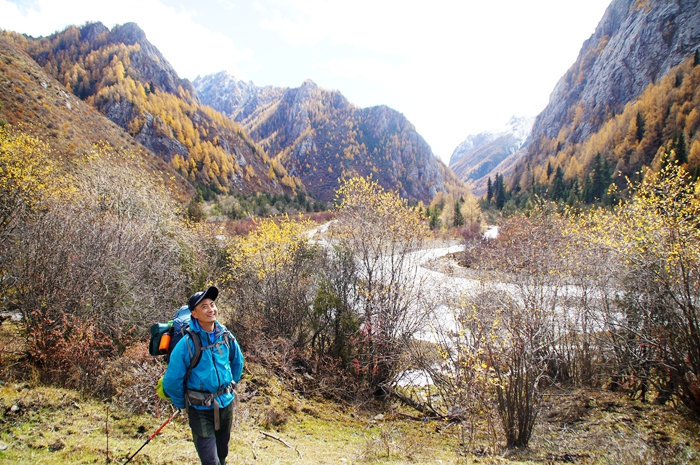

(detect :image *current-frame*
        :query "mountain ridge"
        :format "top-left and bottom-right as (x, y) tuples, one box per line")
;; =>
(449, 115), (534, 196)
(4, 21), (460, 204)
(0, 31), (194, 201)
(449, 0), (700, 203)
(6, 22), (304, 198)
(195, 71), (457, 202)
(516, 0), (700, 183)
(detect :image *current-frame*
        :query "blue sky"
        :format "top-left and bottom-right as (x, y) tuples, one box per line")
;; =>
(0, 0), (612, 162)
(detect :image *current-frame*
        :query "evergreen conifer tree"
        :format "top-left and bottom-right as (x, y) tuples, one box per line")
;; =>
(429, 207), (441, 230)
(674, 132), (688, 165)
(636, 111), (645, 142)
(550, 166), (565, 200)
(590, 153), (612, 201)
(453, 199), (465, 227)
(582, 174), (593, 204)
(495, 173), (507, 210)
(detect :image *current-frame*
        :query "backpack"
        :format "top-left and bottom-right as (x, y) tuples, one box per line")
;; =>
(152, 307), (236, 402)
(149, 305), (233, 366)
(148, 305), (191, 361)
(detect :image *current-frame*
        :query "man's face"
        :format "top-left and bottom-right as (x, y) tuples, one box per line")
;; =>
(192, 298), (218, 325)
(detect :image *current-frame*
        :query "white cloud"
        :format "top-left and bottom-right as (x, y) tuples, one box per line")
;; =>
(0, 0), (613, 161)
(255, 0), (612, 158)
(0, 0), (254, 80)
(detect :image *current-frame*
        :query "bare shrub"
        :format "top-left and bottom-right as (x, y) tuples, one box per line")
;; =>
(330, 177), (432, 399)
(455, 222), (482, 242)
(423, 207), (581, 449)
(570, 163), (700, 415)
(260, 407), (289, 429)
(9, 148), (188, 346)
(27, 308), (112, 392)
(2, 144), (215, 390)
(357, 425), (418, 463)
(99, 342), (170, 415)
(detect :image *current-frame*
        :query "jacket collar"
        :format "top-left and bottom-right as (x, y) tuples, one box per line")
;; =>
(190, 317), (224, 337)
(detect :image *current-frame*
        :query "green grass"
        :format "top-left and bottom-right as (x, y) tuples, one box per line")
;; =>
(4, 378), (700, 464)
(1, 329), (700, 464)
(0, 379), (461, 464)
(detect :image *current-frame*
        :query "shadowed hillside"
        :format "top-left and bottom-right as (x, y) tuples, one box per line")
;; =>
(195, 73), (459, 202)
(4, 23), (293, 199)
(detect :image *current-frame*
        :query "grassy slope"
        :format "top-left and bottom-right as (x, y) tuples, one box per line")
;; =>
(0, 380), (459, 464)
(1, 301), (699, 463)
(2, 365), (700, 464)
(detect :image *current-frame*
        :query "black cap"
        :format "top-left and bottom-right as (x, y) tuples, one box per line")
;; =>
(188, 286), (219, 311)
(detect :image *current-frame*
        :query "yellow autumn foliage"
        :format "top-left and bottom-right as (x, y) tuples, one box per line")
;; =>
(225, 215), (313, 282)
(333, 176), (429, 254)
(569, 161), (700, 279)
(0, 126), (72, 233)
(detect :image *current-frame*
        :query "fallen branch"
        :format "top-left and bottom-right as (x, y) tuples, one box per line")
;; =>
(389, 387), (444, 420)
(259, 430), (302, 459)
(251, 435), (258, 460)
(396, 412), (438, 422)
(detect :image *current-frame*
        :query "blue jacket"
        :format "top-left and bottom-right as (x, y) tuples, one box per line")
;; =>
(163, 318), (244, 410)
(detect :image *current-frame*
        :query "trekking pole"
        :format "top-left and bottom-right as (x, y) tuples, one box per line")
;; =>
(122, 408), (180, 465)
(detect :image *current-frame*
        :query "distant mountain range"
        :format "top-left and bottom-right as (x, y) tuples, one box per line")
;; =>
(0, 22), (461, 204)
(448, 116), (534, 196)
(193, 72), (459, 202)
(5, 0), (698, 209)
(451, 0), (700, 201)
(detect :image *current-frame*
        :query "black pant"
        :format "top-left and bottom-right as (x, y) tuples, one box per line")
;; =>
(188, 403), (233, 465)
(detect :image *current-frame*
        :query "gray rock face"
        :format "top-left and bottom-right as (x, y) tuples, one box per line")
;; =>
(358, 105), (447, 201)
(193, 72), (282, 119)
(134, 113), (189, 161)
(195, 73), (450, 202)
(449, 115), (534, 192)
(109, 23), (198, 100)
(531, 0), (700, 146)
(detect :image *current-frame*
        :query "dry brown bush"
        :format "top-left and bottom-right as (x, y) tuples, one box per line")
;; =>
(99, 342), (169, 415)
(26, 309), (112, 393)
(1, 143), (229, 397)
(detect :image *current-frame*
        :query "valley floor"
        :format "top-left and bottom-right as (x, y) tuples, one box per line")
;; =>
(1, 374), (700, 464)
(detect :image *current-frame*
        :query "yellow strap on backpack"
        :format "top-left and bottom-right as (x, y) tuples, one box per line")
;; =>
(156, 375), (170, 400)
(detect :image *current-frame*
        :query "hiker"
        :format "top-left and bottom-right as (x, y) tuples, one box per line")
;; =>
(162, 286), (244, 465)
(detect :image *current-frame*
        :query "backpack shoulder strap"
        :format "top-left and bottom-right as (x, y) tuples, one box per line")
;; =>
(183, 328), (234, 382)
(223, 330), (233, 347)
(184, 328), (203, 383)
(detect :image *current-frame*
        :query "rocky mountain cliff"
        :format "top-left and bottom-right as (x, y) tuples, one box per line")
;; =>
(195, 72), (454, 202)
(0, 32), (193, 201)
(448, 0), (700, 203)
(449, 115), (534, 195)
(523, 0), (700, 168)
(193, 71), (283, 121)
(7, 22), (289, 198)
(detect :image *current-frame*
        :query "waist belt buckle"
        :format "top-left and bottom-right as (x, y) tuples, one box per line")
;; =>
(187, 391), (213, 406)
